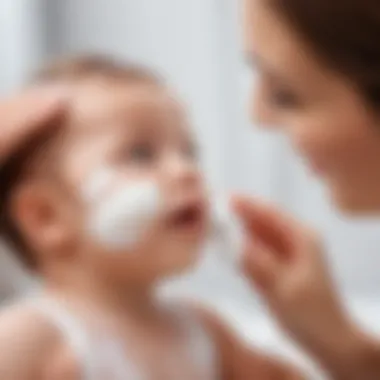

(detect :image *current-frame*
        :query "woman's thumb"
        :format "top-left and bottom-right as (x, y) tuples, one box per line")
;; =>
(232, 195), (258, 225)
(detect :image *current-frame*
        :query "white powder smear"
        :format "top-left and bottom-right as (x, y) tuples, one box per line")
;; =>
(82, 168), (162, 251)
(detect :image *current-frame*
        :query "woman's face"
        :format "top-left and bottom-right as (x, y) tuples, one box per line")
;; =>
(244, 0), (380, 214)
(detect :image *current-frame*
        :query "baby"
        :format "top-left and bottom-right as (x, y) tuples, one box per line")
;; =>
(0, 56), (305, 380)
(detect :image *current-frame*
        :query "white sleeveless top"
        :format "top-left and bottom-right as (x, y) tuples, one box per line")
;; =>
(32, 297), (218, 380)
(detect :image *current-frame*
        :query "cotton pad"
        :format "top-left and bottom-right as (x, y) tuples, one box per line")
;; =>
(82, 167), (162, 251)
(210, 195), (245, 267)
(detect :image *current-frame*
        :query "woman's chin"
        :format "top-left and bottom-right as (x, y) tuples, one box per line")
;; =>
(331, 189), (380, 217)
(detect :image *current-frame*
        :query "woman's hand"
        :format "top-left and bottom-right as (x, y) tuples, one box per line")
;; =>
(233, 195), (377, 379)
(0, 87), (66, 164)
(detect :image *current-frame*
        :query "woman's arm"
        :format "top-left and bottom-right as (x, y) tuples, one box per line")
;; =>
(233, 195), (380, 380)
(0, 86), (66, 163)
(195, 305), (308, 380)
(309, 325), (380, 380)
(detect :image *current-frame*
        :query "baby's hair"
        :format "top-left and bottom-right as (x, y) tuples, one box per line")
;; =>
(0, 54), (162, 270)
(34, 54), (162, 85)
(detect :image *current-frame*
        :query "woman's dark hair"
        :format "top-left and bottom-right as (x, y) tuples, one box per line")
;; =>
(269, 0), (380, 106)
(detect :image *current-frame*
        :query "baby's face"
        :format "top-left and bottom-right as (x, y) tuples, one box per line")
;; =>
(49, 80), (209, 282)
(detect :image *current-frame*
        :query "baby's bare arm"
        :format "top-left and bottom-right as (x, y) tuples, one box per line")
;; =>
(0, 304), (79, 380)
(196, 305), (308, 380)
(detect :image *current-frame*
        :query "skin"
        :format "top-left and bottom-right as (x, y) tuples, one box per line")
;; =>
(0, 79), (306, 379)
(239, 0), (380, 378)
(0, 87), (66, 164)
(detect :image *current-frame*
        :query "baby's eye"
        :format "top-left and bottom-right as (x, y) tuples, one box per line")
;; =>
(129, 143), (156, 163)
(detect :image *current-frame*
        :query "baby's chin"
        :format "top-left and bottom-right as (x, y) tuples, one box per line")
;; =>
(154, 246), (205, 280)
(97, 243), (204, 282)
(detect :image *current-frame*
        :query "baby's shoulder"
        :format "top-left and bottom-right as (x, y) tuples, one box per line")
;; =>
(0, 302), (80, 380)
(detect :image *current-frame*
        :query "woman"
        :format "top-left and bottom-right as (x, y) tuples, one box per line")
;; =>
(235, 0), (380, 378)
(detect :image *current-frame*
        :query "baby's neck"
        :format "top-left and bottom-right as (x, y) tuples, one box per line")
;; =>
(44, 267), (160, 323)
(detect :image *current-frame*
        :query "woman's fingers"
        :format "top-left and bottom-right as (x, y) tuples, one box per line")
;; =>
(233, 195), (307, 259)
(232, 195), (294, 255)
(243, 239), (280, 295)
(0, 87), (67, 162)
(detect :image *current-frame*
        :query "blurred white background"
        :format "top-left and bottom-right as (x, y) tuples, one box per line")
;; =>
(2, 0), (380, 374)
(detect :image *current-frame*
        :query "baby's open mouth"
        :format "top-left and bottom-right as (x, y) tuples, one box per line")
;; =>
(167, 203), (204, 229)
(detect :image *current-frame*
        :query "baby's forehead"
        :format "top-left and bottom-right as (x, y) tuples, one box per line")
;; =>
(65, 80), (187, 137)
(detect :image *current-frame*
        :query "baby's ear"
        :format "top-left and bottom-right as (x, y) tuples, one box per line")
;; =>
(10, 180), (76, 260)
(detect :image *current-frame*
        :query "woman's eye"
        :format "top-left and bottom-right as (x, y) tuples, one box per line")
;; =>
(271, 88), (300, 108)
(129, 144), (156, 163)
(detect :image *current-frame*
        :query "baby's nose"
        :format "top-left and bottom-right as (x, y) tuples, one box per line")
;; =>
(163, 154), (200, 189)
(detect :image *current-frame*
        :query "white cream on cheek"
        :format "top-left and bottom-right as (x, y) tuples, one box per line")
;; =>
(82, 167), (163, 251)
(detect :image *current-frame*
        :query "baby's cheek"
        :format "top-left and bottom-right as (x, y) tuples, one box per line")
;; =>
(81, 168), (163, 252)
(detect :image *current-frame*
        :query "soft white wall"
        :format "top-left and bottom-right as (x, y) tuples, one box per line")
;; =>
(0, 0), (46, 93)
